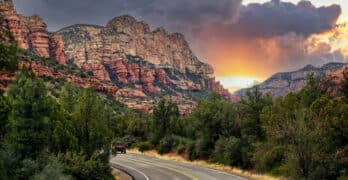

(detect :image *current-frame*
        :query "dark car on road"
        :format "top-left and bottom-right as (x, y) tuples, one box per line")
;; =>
(113, 142), (126, 154)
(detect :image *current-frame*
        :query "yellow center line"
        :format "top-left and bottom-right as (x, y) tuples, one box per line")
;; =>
(121, 156), (199, 180)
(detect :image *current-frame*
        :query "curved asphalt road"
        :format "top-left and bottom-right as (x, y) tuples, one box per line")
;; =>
(110, 153), (250, 180)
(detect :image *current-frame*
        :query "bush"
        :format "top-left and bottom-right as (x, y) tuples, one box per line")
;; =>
(33, 156), (72, 180)
(186, 141), (197, 161)
(251, 142), (285, 173)
(136, 142), (154, 152)
(176, 144), (186, 154)
(211, 137), (241, 166)
(58, 151), (110, 180)
(158, 136), (174, 154)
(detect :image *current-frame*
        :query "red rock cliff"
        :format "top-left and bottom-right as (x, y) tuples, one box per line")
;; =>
(0, 0), (67, 64)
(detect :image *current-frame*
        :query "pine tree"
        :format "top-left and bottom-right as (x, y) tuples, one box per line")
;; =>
(8, 68), (51, 159)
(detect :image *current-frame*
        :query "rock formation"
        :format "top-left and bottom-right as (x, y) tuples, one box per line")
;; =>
(318, 68), (348, 97)
(49, 34), (67, 65)
(0, 0), (231, 113)
(234, 63), (348, 98)
(0, 0), (66, 63)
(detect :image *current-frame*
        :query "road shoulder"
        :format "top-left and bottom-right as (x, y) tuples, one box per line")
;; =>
(127, 149), (281, 180)
(112, 167), (133, 180)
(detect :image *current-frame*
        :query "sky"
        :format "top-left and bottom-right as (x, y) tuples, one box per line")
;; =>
(12, 0), (348, 92)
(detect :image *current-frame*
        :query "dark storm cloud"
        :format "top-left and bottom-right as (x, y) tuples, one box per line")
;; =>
(13, 0), (242, 32)
(13, 0), (341, 37)
(13, 0), (158, 30)
(232, 0), (342, 37)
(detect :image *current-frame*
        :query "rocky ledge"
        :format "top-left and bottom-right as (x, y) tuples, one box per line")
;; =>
(0, 0), (231, 113)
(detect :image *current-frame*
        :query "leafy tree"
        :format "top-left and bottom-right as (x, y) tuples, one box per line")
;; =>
(59, 83), (79, 114)
(71, 88), (112, 156)
(151, 99), (179, 145)
(239, 86), (272, 168)
(298, 74), (322, 107)
(241, 85), (272, 142)
(212, 137), (241, 166)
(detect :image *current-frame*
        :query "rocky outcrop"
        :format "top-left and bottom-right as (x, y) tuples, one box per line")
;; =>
(55, 17), (230, 99)
(81, 63), (111, 82)
(318, 68), (347, 97)
(208, 79), (232, 100)
(49, 34), (67, 64)
(0, 0), (231, 113)
(102, 15), (214, 77)
(55, 15), (214, 77)
(0, 0), (28, 49)
(0, 0), (67, 63)
(19, 14), (50, 58)
(234, 63), (348, 98)
(20, 61), (118, 95)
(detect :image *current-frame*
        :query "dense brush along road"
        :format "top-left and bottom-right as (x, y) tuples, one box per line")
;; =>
(110, 153), (250, 180)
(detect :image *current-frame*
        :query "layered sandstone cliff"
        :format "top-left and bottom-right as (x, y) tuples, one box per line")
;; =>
(57, 15), (213, 77)
(54, 15), (229, 99)
(0, 0), (231, 112)
(0, 0), (66, 64)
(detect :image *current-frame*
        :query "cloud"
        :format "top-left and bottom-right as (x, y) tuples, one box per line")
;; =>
(231, 0), (341, 37)
(13, 0), (345, 79)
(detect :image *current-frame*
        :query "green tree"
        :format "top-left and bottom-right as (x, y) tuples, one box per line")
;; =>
(239, 86), (272, 168)
(8, 68), (51, 160)
(0, 12), (18, 72)
(189, 93), (240, 158)
(151, 99), (179, 145)
(0, 90), (10, 139)
(71, 88), (112, 156)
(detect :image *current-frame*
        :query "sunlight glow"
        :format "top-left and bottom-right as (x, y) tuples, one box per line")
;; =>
(216, 77), (261, 93)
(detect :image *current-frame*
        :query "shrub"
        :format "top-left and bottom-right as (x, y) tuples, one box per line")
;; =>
(186, 141), (197, 161)
(158, 136), (174, 154)
(251, 143), (285, 173)
(176, 144), (186, 154)
(211, 137), (241, 166)
(33, 156), (72, 180)
(58, 151), (110, 180)
(136, 142), (154, 152)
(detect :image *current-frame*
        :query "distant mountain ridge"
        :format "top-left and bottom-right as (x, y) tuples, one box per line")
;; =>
(234, 62), (348, 98)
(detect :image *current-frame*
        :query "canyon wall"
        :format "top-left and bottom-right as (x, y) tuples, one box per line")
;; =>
(0, 1), (66, 64)
(0, 0), (231, 112)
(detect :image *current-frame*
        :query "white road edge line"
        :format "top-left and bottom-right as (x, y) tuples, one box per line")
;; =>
(130, 154), (248, 180)
(111, 161), (150, 180)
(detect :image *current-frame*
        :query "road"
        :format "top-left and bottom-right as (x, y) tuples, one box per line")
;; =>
(110, 153), (250, 180)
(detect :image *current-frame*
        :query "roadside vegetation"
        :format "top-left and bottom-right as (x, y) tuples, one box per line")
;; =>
(132, 76), (348, 180)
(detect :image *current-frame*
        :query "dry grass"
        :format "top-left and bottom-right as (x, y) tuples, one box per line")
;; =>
(111, 167), (132, 180)
(128, 148), (284, 180)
